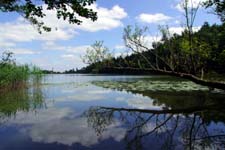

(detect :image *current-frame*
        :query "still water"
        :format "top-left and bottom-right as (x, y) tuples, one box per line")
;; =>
(0, 74), (225, 150)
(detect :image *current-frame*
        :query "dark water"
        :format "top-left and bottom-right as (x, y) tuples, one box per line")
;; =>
(0, 74), (225, 150)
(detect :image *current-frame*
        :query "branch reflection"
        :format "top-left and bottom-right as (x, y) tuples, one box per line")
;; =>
(85, 105), (225, 150)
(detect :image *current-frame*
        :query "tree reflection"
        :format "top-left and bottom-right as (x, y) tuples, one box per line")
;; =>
(92, 80), (225, 111)
(90, 79), (225, 149)
(85, 105), (225, 150)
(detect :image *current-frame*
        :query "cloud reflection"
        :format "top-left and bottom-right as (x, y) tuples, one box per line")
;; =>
(116, 94), (163, 110)
(8, 107), (125, 147)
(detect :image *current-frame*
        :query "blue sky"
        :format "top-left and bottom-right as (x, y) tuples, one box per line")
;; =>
(0, 0), (221, 71)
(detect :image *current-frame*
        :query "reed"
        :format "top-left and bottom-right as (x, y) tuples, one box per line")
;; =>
(0, 51), (42, 91)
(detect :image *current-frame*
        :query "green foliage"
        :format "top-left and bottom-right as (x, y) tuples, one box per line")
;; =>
(79, 22), (225, 77)
(82, 41), (113, 73)
(0, 51), (42, 91)
(0, 0), (97, 33)
(218, 49), (225, 64)
(0, 63), (29, 89)
(82, 41), (112, 64)
(204, 0), (225, 22)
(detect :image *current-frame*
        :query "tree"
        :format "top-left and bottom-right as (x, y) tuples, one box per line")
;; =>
(77, 0), (225, 90)
(0, 51), (15, 65)
(116, 0), (225, 90)
(82, 41), (112, 64)
(186, 0), (198, 71)
(123, 25), (158, 69)
(82, 41), (113, 73)
(204, 0), (225, 22)
(0, 0), (97, 33)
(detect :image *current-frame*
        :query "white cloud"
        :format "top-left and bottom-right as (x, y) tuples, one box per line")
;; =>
(76, 4), (127, 32)
(42, 41), (90, 54)
(169, 26), (201, 35)
(10, 48), (39, 55)
(141, 27), (200, 48)
(0, 4), (127, 45)
(67, 45), (90, 55)
(0, 47), (38, 55)
(115, 45), (125, 50)
(42, 41), (69, 51)
(139, 35), (161, 49)
(0, 39), (16, 48)
(48, 44), (90, 66)
(175, 0), (207, 12)
(41, 42), (90, 67)
(61, 54), (76, 59)
(137, 13), (172, 24)
(174, 20), (181, 25)
(39, 4), (127, 32)
(112, 45), (128, 57)
(0, 20), (75, 44)
(145, 35), (161, 44)
(30, 43), (91, 71)
(30, 56), (83, 71)
(169, 26), (185, 34)
(121, 35), (161, 55)
(9, 107), (126, 146)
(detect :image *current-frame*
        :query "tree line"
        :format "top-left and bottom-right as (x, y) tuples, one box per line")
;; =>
(77, 0), (225, 90)
(78, 22), (225, 89)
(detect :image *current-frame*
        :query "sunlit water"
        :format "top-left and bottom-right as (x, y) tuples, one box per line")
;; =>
(0, 74), (225, 150)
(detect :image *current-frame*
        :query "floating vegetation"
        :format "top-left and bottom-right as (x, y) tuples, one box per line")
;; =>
(92, 80), (211, 92)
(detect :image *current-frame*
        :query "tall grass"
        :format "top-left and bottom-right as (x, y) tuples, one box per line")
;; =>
(0, 51), (42, 91)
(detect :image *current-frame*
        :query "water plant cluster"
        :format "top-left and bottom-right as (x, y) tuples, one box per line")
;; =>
(0, 51), (42, 91)
(92, 79), (210, 92)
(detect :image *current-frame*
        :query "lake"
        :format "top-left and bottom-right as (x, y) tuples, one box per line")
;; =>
(0, 74), (225, 150)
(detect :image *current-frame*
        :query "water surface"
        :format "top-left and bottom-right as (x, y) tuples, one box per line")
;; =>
(0, 74), (224, 150)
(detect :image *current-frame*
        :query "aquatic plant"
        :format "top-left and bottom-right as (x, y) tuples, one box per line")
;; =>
(0, 51), (42, 91)
(92, 79), (210, 92)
